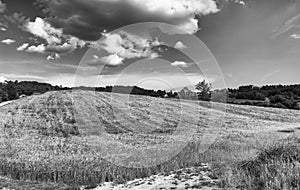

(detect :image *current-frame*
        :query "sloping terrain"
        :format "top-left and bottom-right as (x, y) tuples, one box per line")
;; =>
(0, 90), (299, 189)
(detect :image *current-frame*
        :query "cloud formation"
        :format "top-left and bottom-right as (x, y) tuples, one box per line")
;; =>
(88, 54), (124, 67)
(91, 31), (161, 66)
(17, 43), (29, 51)
(25, 17), (63, 44)
(174, 41), (187, 49)
(170, 61), (192, 67)
(26, 44), (46, 53)
(272, 14), (300, 38)
(18, 17), (86, 58)
(291, 34), (300, 39)
(37, 0), (219, 40)
(1, 39), (15, 45)
(47, 53), (60, 61)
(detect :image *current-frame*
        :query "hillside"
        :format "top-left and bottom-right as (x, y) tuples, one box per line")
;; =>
(0, 90), (299, 189)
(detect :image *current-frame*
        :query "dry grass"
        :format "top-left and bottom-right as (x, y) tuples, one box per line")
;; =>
(0, 90), (299, 189)
(221, 138), (300, 190)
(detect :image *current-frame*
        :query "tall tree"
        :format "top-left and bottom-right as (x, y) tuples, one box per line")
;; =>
(195, 80), (211, 101)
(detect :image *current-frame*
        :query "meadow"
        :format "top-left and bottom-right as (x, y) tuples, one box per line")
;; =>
(0, 90), (299, 189)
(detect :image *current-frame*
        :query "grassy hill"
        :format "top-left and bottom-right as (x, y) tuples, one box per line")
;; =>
(0, 90), (299, 189)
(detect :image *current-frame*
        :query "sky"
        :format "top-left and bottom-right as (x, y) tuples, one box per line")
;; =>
(0, 0), (300, 90)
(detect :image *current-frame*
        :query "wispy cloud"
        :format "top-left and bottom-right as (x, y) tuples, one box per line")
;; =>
(1, 39), (15, 45)
(260, 69), (281, 82)
(170, 61), (192, 68)
(16, 43), (29, 51)
(272, 14), (300, 38)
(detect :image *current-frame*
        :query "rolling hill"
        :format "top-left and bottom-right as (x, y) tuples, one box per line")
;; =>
(0, 90), (299, 189)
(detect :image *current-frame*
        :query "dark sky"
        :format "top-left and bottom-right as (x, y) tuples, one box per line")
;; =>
(0, 0), (300, 89)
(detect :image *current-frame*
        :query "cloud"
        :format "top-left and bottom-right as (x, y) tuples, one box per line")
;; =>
(170, 61), (192, 67)
(272, 14), (300, 38)
(37, 0), (219, 40)
(45, 43), (74, 54)
(88, 54), (124, 67)
(26, 44), (46, 53)
(17, 43), (29, 51)
(19, 17), (87, 58)
(25, 17), (63, 45)
(47, 53), (60, 61)
(174, 41), (187, 49)
(0, 27), (6, 31)
(0, 0), (6, 13)
(1, 39), (15, 45)
(238, 1), (245, 6)
(291, 34), (300, 39)
(0, 76), (7, 83)
(92, 31), (160, 63)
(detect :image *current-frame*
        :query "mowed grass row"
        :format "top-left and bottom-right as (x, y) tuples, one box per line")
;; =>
(0, 90), (299, 188)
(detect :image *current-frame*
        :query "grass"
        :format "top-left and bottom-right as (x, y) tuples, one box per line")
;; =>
(220, 138), (300, 190)
(0, 90), (299, 189)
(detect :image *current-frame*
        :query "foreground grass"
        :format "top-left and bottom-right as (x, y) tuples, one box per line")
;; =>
(221, 138), (300, 190)
(0, 90), (299, 189)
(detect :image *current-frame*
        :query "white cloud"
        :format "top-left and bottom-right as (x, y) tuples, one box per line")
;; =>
(130, 0), (218, 34)
(177, 18), (199, 34)
(21, 17), (87, 59)
(93, 31), (161, 62)
(238, 1), (245, 6)
(101, 54), (124, 66)
(0, 0), (6, 13)
(0, 27), (7, 31)
(0, 76), (7, 83)
(25, 17), (63, 45)
(17, 43), (29, 51)
(1, 39), (15, 45)
(291, 34), (300, 39)
(174, 41), (187, 49)
(27, 44), (46, 53)
(88, 54), (124, 67)
(170, 61), (192, 67)
(47, 53), (61, 61)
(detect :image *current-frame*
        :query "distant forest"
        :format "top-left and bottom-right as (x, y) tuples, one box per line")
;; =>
(228, 84), (300, 110)
(0, 80), (299, 110)
(0, 81), (69, 102)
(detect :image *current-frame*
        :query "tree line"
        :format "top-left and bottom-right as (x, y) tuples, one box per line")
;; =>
(0, 81), (69, 103)
(1, 80), (299, 110)
(228, 84), (300, 109)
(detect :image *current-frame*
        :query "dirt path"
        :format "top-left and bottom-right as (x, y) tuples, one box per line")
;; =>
(84, 163), (223, 190)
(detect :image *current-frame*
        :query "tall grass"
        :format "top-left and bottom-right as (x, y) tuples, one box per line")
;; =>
(222, 138), (300, 190)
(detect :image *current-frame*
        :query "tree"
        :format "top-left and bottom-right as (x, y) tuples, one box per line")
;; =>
(195, 80), (211, 101)
(5, 81), (18, 100)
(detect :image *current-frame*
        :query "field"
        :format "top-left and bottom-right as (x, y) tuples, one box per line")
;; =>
(0, 90), (299, 189)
